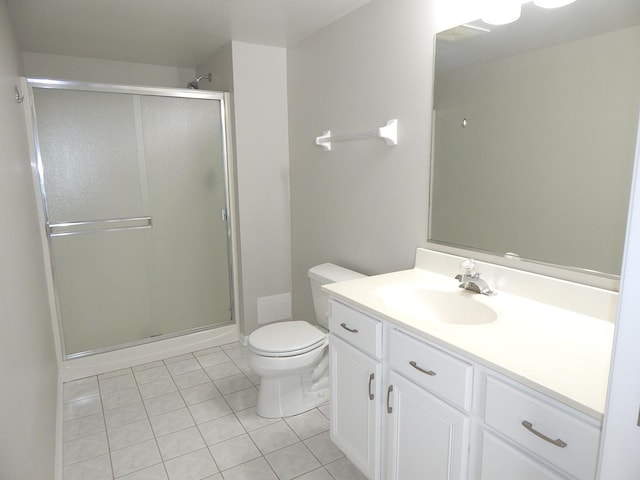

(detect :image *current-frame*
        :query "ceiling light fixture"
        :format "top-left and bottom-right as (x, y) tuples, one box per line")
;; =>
(482, 0), (522, 25)
(533, 0), (576, 8)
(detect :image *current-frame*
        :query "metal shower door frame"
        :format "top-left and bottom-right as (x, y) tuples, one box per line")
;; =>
(25, 78), (238, 360)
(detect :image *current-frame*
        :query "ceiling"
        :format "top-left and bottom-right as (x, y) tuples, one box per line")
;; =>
(6, 0), (372, 68)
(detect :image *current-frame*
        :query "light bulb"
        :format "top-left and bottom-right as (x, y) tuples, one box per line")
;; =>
(482, 0), (522, 25)
(534, 0), (576, 8)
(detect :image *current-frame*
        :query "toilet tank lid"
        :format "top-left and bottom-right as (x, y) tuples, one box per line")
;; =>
(308, 263), (365, 284)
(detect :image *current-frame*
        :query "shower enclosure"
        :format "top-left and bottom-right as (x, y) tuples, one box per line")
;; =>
(27, 80), (235, 358)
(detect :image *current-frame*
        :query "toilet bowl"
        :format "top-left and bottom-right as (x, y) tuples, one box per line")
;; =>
(248, 263), (364, 418)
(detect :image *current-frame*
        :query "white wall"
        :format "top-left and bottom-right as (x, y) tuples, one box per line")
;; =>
(197, 43), (233, 92)
(287, 0), (439, 321)
(22, 52), (194, 88)
(231, 41), (292, 335)
(0, 1), (58, 478)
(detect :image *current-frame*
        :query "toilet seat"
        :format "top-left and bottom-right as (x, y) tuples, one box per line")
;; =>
(249, 321), (327, 357)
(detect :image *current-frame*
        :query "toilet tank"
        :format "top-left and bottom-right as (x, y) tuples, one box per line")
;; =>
(308, 263), (365, 329)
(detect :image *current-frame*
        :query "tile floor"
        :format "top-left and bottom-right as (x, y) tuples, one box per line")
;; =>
(62, 341), (367, 480)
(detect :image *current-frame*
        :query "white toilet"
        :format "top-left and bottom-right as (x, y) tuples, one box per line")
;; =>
(248, 263), (364, 418)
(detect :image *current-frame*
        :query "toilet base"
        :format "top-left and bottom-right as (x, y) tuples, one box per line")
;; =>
(256, 371), (330, 418)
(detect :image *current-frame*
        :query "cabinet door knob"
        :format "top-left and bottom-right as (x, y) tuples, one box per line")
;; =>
(340, 323), (359, 333)
(521, 420), (567, 448)
(368, 373), (375, 400)
(386, 385), (394, 414)
(409, 360), (436, 376)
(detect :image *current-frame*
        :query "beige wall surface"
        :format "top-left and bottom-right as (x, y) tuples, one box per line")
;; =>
(0, 1), (58, 478)
(231, 41), (292, 335)
(22, 52), (195, 88)
(287, 0), (437, 322)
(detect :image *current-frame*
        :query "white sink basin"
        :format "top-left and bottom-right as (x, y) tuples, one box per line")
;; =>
(376, 284), (497, 325)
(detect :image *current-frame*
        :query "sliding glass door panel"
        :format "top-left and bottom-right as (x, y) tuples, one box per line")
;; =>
(32, 89), (146, 223)
(50, 229), (153, 355)
(140, 96), (232, 334)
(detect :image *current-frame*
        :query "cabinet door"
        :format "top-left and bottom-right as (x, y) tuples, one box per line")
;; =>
(480, 431), (565, 480)
(330, 335), (381, 480)
(386, 371), (470, 480)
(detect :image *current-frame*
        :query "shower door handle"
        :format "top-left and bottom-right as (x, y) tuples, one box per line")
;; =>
(47, 216), (152, 237)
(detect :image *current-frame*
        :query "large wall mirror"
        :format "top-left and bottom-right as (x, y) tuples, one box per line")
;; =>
(429, 0), (640, 278)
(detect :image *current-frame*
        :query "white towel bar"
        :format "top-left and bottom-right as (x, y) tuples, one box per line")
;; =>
(315, 119), (397, 151)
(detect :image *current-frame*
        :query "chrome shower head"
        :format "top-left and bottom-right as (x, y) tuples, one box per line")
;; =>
(187, 73), (213, 89)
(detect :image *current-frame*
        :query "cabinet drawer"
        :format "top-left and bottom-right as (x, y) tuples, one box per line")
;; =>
(388, 329), (472, 411)
(329, 300), (382, 359)
(484, 376), (600, 480)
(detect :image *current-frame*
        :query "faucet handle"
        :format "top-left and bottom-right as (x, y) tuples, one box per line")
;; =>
(460, 259), (476, 275)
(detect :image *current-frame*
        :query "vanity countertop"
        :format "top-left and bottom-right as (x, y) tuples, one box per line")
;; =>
(323, 267), (615, 420)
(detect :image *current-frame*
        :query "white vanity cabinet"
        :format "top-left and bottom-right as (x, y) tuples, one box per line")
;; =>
(328, 298), (603, 480)
(385, 328), (472, 480)
(476, 375), (601, 480)
(329, 300), (383, 480)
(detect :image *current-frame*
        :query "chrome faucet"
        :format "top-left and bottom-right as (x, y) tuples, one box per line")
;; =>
(454, 259), (496, 296)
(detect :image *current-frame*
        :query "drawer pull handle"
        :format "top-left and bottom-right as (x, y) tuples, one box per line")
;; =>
(368, 373), (375, 400)
(340, 323), (359, 333)
(387, 385), (394, 413)
(521, 421), (568, 448)
(409, 361), (436, 376)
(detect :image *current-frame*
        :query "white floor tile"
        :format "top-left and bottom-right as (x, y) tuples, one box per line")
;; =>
(62, 453), (112, 480)
(117, 463), (168, 480)
(63, 413), (105, 443)
(293, 467), (335, 480)
(213, 373), (252, 395)
(101, 386), (142, 411)
(164, 447), (218, 479)
(195, 350), (230, 368)
(150, 408), (195, 437)
(133, 364), (171, 384)
(99, 372), (136, 394)
(144, 391), (186, 417)
(324, 456), (368, 480)
(223, 386), (258, 412)
(107, 418), (154, 451)
(284, 409), (329, 440)
(249, 420), (299, 455)
(204, 361), (242, 380)
(179, 381), (221, 406)
(63, 430), (109, 465)
(63, 395), (102, 421)
(110, 439), (162, 478)
(98, 368), (132, 381)
(132, 360), (165, 372)
(193, 346), (222, 357)
(188, 397), (232, 424)
(264, 442), (321, 480)
(234, 407), (279, 432)
(166, 358), (202, 377)
(164, 353), (195, 365)
(156, 426), (206, 461)
(219, 457), (277, 480)
(173, 369), (211, 390)
(104, 401), (148, 430)
(303, 431), (345, 465)
(208, 433), (261, 471)
(138, 377), (178, 400)
(63, 377), (99, 404)
(198, 413), (246, 446)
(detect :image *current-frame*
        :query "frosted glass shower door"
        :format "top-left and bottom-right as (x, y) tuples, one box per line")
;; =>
(140, 95), (232, 335)
(32, 85), (232, 357)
